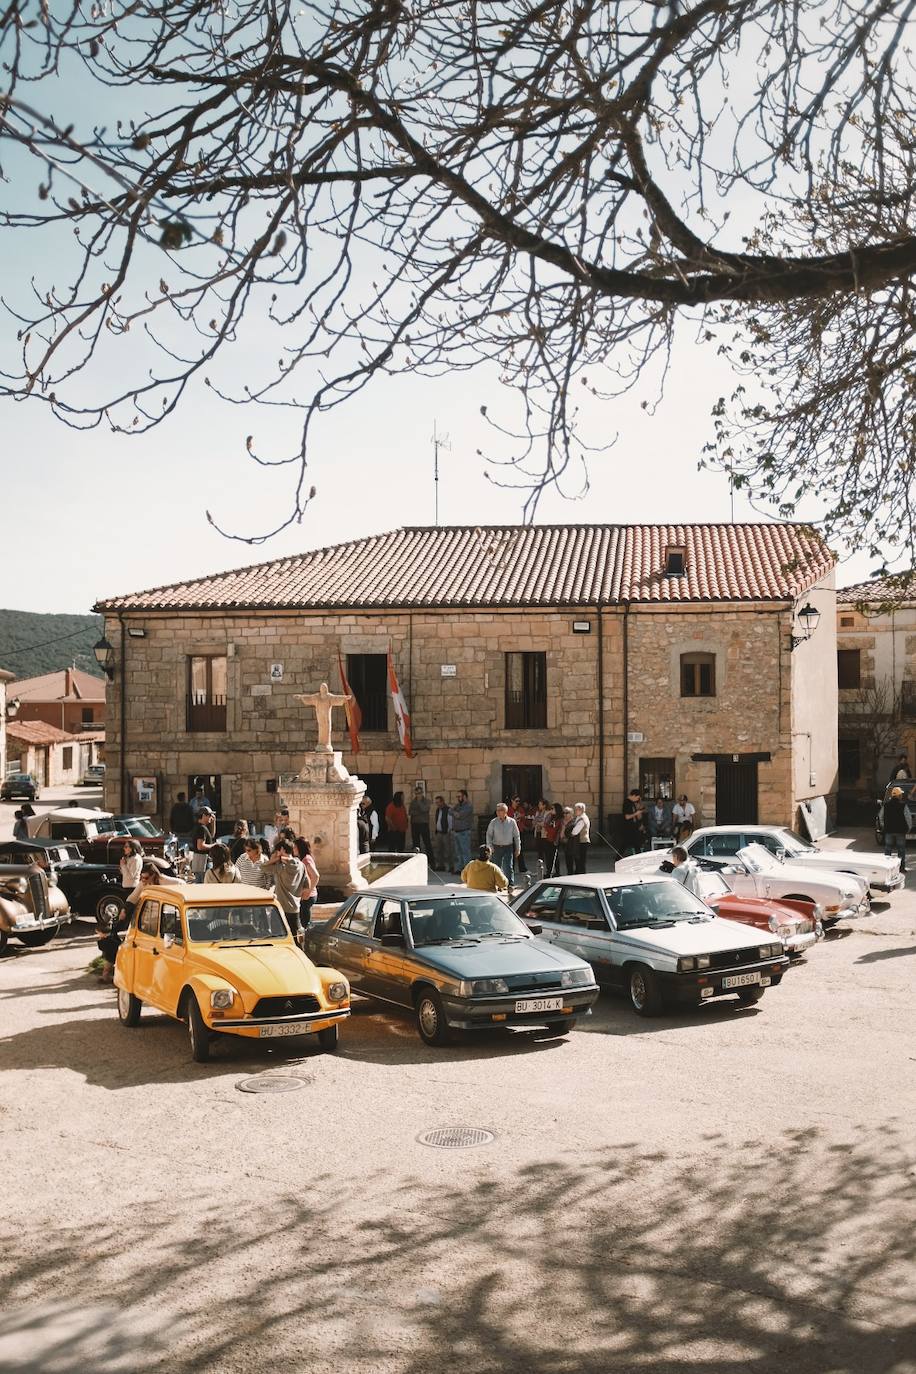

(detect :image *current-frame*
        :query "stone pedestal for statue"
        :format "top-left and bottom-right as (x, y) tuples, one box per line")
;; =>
(282, 750), (367, 895)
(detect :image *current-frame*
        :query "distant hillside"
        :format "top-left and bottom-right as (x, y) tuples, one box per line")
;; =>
(0, 609), (104, 683)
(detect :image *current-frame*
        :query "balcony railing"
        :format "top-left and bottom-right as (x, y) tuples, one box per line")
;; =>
(187, 696), (227, 732)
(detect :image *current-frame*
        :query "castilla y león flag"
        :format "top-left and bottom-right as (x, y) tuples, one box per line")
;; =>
(387, 644), (414, 758)
(337, 648), (361, 755)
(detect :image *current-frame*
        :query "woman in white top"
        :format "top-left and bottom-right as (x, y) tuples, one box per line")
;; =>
(119, 840), (144, 891)
(569, 803), (591, 874)
(204, 842), (239, 884)
(236, 838), (268, 888)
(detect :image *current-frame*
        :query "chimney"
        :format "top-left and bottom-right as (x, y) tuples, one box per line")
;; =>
(65, 666), (82, 699)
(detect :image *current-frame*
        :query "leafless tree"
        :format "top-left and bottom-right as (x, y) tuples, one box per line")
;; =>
(840, 678), (904, 792)
(1, 2), (915, 543)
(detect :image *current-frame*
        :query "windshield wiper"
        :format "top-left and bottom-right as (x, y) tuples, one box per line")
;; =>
(619, 919), (676, 930)
(419, 937), (480, 947)
(476, 931), (524, 940)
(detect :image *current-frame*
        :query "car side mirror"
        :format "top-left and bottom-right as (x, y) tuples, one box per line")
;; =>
(162, 932), (175, 949)
(775, 848), (787, 862)
(528, 923), (543, 935)
(380, 932), (405, 947)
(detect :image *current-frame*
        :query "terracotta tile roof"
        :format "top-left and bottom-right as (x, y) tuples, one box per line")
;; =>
(11, 668), (106, 702)
(838, 574), (916, 605)
(5, 720), (75, 746)
(95, 523), (833, 613)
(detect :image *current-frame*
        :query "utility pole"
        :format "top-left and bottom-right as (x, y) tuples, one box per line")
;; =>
(432, 421), (450, 525)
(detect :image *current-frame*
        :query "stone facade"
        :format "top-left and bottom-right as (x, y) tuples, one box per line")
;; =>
(101, 587), (837, 834)
(836, 595), (916, 795)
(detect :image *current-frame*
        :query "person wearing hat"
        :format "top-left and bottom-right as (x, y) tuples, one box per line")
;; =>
(190, 806), (216, 883)
(408, 784), (433, 862)
(883, 787), (911, 873)
(12, 803), (35, 841)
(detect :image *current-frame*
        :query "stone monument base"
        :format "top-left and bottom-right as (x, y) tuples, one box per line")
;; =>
(282, 751), (367, 895)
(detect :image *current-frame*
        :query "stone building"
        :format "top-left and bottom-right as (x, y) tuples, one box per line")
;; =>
(836, 576), (916, 799)
(4, 721), (104, 788)
(94, 523), (838, 834)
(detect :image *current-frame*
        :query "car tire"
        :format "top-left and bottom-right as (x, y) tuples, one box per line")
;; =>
(737, 987), (765, 1006)
(117, 985), (142, 1026)
(414, 988), (450, 1046)
(627, 964), (663, 1017)
(187, 994), (211, 1063)
(317, 1024), (339, 1052)
(17, 927), (58, 948)
(96, 893), (125, 929)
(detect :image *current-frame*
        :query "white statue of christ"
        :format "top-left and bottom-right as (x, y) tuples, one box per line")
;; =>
(295, 681), (353, 753)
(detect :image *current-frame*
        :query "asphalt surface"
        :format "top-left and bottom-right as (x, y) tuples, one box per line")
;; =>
(1, 833), (914, 1373)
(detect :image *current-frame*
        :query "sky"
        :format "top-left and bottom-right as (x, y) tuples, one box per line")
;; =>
(0, 15), (879, 617)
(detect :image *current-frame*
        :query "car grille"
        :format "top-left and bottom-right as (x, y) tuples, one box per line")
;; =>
(708, 947), (765, 972)
(252, 995), (321, 1018)
(503, 973), (565, 994)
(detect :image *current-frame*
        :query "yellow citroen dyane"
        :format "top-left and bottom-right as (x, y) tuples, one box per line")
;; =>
(113, 883), (350, 1061)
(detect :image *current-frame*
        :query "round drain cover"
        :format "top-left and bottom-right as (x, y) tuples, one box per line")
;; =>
(417, 1126), (495, 1149)
(236, 1075), (308, 1094)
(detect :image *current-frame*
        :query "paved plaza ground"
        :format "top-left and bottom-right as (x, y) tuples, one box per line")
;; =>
(1, 825), (914, 1373)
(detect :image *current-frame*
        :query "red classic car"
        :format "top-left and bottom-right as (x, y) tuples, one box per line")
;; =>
(692, 868), (822, 957)
(27, 808), (177, 863)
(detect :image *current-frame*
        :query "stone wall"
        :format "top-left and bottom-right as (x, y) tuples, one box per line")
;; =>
(103, 596), (830, 832)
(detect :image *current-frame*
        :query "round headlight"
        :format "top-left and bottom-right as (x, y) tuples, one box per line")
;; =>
(328, 980), (348, 1001)
(209, 988), (235, 1009)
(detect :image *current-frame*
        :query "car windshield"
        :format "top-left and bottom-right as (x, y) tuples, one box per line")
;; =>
(694, 871), (732, 900)
(737, 843), (780, 875)
(186, 903), (289, 942)
(604, 882), (709, 928)
(406, 895), (528, 945)
(774, 828), (814, 854)
(94, 817), (119, 834)
(116, 817), (161, 838)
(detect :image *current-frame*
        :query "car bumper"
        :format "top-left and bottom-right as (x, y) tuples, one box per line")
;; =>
(5, 912), (67, 935)
(441, 985), (599, 1031)
(658, 957), (789, 1005)
(871, 874), (904, 892)
(209, 1007), (350, 1038)
(785, 930), (819, 955)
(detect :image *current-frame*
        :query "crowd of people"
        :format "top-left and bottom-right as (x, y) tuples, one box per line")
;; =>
(621, 790), (696, 855)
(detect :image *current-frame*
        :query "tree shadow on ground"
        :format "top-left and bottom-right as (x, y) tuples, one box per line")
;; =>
(856, 944), (916, 965)
(1, 1127), (913, 1374)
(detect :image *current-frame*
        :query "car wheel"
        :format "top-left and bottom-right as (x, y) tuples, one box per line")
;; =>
(117, 985), (142, 1026)
(737, 987), (765, 1006)
(17, 927), (58, 948)
(414, 988), (450, 1046)
(187, 994), (211, 1063)
(317, 1024), (339, 1052)
(96, 893), (125, 929)
(627, 965), (663, 1017)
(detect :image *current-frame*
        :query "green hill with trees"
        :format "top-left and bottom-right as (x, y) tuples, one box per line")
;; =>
(0, 610), (104, 683)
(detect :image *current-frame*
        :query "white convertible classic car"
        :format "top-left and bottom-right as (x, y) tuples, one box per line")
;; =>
(668, 825), (903, 894)
(617, 842), (870, 925)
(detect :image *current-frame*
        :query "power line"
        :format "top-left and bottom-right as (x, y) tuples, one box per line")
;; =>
(0, 624), (100, 659)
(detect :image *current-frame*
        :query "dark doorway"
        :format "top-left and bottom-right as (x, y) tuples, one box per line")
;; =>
(501, 765), (544, 806)
(187, 774), (223, 826)
(359, 772), (393, 816)
(715, 762), (758, 824)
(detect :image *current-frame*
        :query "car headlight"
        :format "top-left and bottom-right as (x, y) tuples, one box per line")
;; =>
(841, 890), (857, 902)
(812, 903), (824, 920)
(210, 988), (236, 1009)
(561, 967), (593, 988)
(696, 954), (710, 969)
(466, 977), (509, 996)
(328, 980), (348, 1001)
(678, 956), (697, 972)
(758, 944), (781, 960)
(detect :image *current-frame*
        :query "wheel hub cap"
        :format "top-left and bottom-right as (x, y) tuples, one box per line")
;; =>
(419, 1000), (438, 1035)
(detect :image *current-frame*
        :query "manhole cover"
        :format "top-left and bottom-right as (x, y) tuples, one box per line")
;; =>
(417, 1126), (495, 1149)
(236, 1075), (308, 1094)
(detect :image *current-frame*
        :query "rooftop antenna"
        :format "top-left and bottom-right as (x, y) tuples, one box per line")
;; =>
(432, 421), (451, 526)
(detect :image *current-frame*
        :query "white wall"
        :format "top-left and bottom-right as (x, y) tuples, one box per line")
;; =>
(791, 570), (838, 805)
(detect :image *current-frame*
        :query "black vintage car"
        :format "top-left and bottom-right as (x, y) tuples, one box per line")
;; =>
(0, 839), (173, 926)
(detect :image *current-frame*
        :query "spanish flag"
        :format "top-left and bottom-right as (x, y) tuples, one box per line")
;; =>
(387, 644), (414, 758)
(337, 648), (361, 755)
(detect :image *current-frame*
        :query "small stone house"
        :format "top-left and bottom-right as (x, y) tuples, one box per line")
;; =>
(836, 576), (916, 800)
(95, 523), (838, 834)
(10, 667), (106, 733)
(4, 720), (103, 787)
